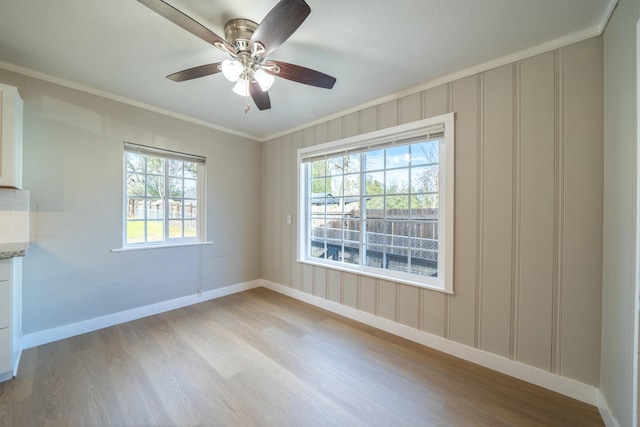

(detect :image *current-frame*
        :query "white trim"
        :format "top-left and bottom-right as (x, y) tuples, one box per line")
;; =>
(0, 0), (616, 144)
(297, 113), (455, 294)
(0, 60), (259, 142)
(297, 258), (454, 294)
(261, 8), (616, 142)
(11, 258), (22, 379)
(297, 116), (449, 159)
(20, 280), (261, 350)
(16, 277), (604, 409)
(124, 142), (206, 164)
(12, 347), (21, 378)
(111, 241), (213, 252)
(261, 279), (600, 406)
(634, 16), (640, 427)
(121, 147), (207, 248)
(598, 390), (622, 427)
(599, 0), (619, 34)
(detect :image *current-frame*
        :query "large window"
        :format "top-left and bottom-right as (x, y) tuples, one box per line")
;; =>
(124, 143), (205, 247)
(298, 113), (454, 292)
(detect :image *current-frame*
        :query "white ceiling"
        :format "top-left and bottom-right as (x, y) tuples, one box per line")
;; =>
(0, 0), (615, 141)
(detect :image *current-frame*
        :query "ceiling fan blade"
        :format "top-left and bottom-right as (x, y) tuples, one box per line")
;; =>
(267, 61), (336, 89)
(138, 0), (234, 53)
(166, 62), (222, 82)
(250, 0), (310, 56)
(249, 81), (271, 110)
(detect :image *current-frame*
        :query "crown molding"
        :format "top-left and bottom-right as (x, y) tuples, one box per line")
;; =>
(0, 0), (617, 144)
(260, 0), (618, 142)
(0, 60), (260, 142)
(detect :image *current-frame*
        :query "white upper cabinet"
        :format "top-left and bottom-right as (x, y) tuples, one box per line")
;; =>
(0, 84), (23, 189)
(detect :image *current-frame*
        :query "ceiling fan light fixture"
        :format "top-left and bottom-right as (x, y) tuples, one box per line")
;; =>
(221, 59), (243, 82)
(232, 78), (250, 97)
(254, 68), (275, 92)
(139, 0), (336, 111)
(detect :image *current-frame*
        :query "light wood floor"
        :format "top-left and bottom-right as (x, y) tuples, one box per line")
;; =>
(0, 288), (603, 427)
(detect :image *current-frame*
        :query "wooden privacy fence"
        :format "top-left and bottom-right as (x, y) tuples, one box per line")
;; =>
(127, 199), (197, 219)
(320, 208), (439, 239)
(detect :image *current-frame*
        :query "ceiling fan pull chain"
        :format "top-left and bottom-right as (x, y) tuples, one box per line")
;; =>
(244, 91), (251, 114)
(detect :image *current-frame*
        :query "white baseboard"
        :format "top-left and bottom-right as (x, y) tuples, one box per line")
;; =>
(12, 346), (21, 377)
(597, 390), (622, 427)
(17, 277), (610, 416)
(261, 279), (600, 407)
(20, 280), (261, 350)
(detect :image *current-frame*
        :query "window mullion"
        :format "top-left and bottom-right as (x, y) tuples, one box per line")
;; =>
(383, 152), (387, 270)
(164, 157), (169, 242)
(309, 165), (314, 259)
(182, 172), (186, 238)
(359, 153), (366, 267)
(340, 169), (345, 263)
(407, 161), (413, 273)
(323, 170), (328, 257)
(144, 156), (149, 243)
(305, 165), (310, 259)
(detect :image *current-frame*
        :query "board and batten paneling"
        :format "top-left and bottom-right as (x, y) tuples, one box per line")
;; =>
(517, 51), (556, 372)
(559, 42), (603, 386)
(479, 63), (514, 359)
(449, 74), (480, 348)
(261, 37), (603, 386)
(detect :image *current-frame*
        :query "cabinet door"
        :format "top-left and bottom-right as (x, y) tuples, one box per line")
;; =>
(0, 260), (9, 281)
(0, 84), (23, 189)
(0, 327), (10, 376)
(0, 281), (9, 328)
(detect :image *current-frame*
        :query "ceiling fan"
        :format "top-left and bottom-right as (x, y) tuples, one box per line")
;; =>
(138, 0), (337, 112)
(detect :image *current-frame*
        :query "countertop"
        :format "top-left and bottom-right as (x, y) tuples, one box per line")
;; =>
(0, 242), (28, 259)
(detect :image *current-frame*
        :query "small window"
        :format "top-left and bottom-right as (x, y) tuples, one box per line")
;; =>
(298, 113), (454, 292)
(124, 143), (205, 247)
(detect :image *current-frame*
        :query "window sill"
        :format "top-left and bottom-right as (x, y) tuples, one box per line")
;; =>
(298, 258), (453, 294)
(112, 241), (213, 253)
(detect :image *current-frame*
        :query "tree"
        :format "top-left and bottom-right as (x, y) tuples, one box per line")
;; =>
(311, 160), (326, 194)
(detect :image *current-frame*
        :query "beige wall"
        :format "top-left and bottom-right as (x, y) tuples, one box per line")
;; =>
(602, 0), (640, 425)
(262, 37), (603, 386)
(0, 27), (606, 401)
(0, 68), (262, 335)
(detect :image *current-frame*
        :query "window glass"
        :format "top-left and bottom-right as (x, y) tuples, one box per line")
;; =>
(124, 146), (204, 246)
(298, 113), (454, 292)
(306, 139), (440, 279)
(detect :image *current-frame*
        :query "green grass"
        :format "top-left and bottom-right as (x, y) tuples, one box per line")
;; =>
(127, 220), (196, 243)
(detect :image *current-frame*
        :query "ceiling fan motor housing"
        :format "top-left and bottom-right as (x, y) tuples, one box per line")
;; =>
(224, 19), (258, 54)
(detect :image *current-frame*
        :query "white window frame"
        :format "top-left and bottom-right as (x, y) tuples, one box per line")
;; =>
(122, 143), (206, 249)
(297, 112), (454, 293)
